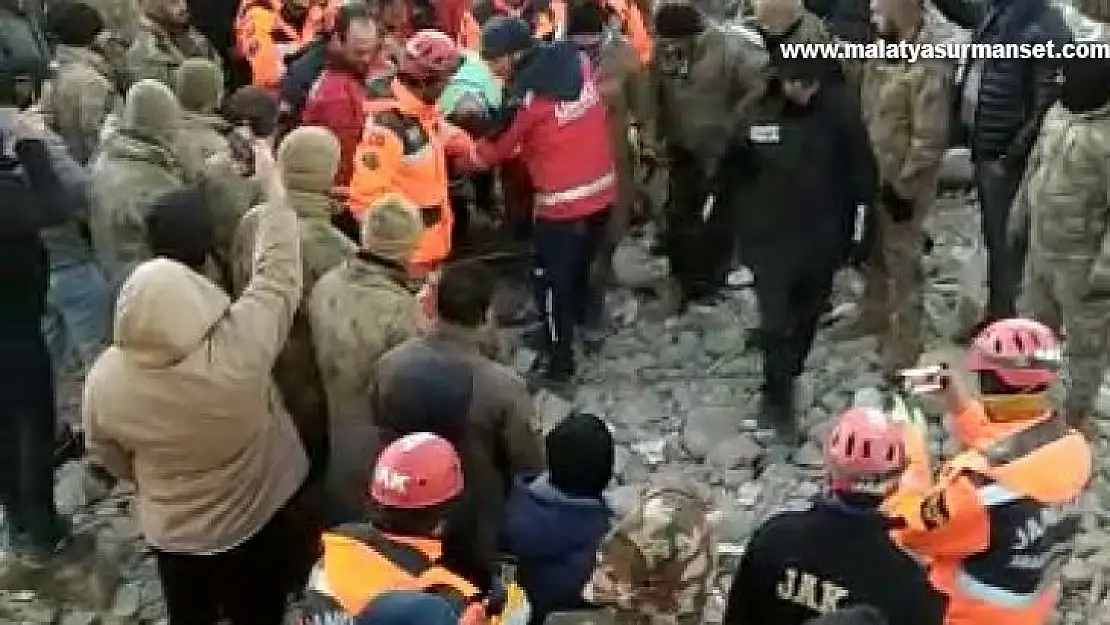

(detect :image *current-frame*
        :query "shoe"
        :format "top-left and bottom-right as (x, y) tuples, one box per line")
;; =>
(756, 385), (799, 447)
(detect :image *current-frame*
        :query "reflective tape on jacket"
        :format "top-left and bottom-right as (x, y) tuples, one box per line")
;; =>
(534, 171), (615, 207)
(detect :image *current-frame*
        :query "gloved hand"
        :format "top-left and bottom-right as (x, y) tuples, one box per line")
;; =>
(880, 182), (914, 223)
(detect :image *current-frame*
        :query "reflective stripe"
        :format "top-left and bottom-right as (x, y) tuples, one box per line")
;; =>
(534, 171), (615, 206)
(307, 564), (333, 597)
(977, 483), (1022, 506)
(954, 568), (1047, 609)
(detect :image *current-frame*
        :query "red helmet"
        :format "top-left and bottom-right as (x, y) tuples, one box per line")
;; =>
(399, 30), (462, 81)
(966, 318), (1060, 389)
(824, 408), (906, 493)
(370, 432), (463, 509)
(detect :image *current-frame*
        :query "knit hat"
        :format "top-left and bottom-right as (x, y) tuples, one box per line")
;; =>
(355, 591), (459, 625)
(360, 194), (423, 264)
(546, 411), (615, 498)
(1061, 56), (1110, 114)
(223, 85), (279, 137)
(480, 16), (533, 59)
(174, 58), (224, 114)
(277, 126), (340, 193)
(145, 185), (215, 271)
(121, 79), (182, 144)
(376, 341), (475, 447)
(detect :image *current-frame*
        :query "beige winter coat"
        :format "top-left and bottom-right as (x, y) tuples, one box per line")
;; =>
(82, 198), (308, 553)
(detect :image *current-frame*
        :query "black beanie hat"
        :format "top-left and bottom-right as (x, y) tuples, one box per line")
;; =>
(546, 411), (614, 498)
(1061, 57), (1110, 114)
(145, 186), (215, 272)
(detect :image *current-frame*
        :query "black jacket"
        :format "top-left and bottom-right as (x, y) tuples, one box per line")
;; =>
(936, 0), (1070, 163)
(0, 139), (70, 336)
(724, 496), (946, 625)
(729, 83), (875, 268)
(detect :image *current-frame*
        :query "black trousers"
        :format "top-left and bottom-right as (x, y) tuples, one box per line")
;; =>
(752, 249), (838, 401)
(153, 483), (323, 625)
(974, 159), (1025, 319)
(532, 211), (608, 374)
(663, 155), (737, 300)
(0, 334), (66, 550)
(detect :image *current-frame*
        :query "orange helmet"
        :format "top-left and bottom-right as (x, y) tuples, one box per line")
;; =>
(966, 318), (1060, 389)
(399, 29), (462, 81)
(370, 432), (464, 509)
(825, 407), (906, 494)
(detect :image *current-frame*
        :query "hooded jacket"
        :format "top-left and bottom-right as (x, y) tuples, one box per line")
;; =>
(82, 194), (309, 553)
(502, 474), (612, 625)
(172, 58), (230, 179)
(89, 80), (185, 289)
(301, 58), (373, 188)
(231, 126), (355, 474)
(42, 44), (119, 166)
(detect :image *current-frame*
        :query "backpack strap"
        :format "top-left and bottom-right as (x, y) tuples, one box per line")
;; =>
(981, 413), (1067, 466)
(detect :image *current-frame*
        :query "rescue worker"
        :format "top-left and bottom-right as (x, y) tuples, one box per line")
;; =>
(474, 16), (615, 385)
(582, 475), (717, 625)
(565, 0), (648, 288)
(347, 29), (476, 274)
(725, 405), (946, 625)
(298, 432), (486, 623)
(231, 125), (355, 491)
(89, 79), (186, 290)
(837, 0), (948, 379)
(932, 0), (1069, 329)
(734, 57), (875, 447)
(1011, 56), (1110, 438)
(172, 58), (230, 177)
(42, 0), (120, 166)
(126, 0), (223, 88)
(308, 194), (423, 524)
(373, 260), (546, 589)
(235, 0), (331, 91)
(883, 318), (1092, 625)
(643, 0), (767, 314)
(462, 0), (567, 48)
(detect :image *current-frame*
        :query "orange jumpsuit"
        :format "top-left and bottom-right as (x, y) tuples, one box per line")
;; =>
(884, 400), (1091, 625)
(235, 0), (333, 89)
(347, 79), (477, 273)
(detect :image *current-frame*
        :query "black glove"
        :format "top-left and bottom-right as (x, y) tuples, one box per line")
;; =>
(880, 182), (914, 223)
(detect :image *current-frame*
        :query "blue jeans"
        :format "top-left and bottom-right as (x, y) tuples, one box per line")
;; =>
(42, 262), (111, 371)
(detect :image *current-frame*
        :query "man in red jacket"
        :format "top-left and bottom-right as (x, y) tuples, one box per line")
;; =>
(471, 16), (615, 389)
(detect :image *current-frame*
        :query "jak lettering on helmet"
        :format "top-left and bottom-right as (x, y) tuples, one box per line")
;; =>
(374, 466), (412, 494)
(920, 492), (950, 530)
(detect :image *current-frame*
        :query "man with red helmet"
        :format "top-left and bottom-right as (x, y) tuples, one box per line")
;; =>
(883, 318), (1092, 625)
(297, 432), (486, 624)
(347, 29), (478, 274)
(724, 404), (945, 625)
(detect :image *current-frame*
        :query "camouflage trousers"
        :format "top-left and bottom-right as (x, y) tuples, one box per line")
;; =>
(860, 199), (929, 375)
(1020, 254), (1110, 420)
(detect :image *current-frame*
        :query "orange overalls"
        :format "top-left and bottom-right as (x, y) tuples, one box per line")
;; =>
(347, 79), (477, 273)
(884, 400), (1092, 625)
(235, 0), (335, 89)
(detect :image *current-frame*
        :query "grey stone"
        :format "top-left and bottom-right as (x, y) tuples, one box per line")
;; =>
(683, 406), (744, 458)
(606, 485), (641, 518)
(793, 442), (824, 468)
(706, 435), (763, 469)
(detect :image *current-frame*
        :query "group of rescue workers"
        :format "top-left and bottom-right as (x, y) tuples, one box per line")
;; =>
(0, 0), (1106, 620)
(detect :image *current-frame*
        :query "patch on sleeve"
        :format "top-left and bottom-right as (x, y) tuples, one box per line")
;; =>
(361, 151), (380, 170)
(920, 492), (951, 530)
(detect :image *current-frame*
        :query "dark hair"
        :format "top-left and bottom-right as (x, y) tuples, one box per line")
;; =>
(47, 0), (104, 47)
(803, 606), (889, 625)
(334, 1), (376, 40)
(547, 411), (615, 498)
(145, 186), (214, 271)
(370, 501), (454, 536)
(436, 261), (496, 328)
(565, 0), (607, 35)
(221, 85), (279, 137)
(654, 3), (704, 38)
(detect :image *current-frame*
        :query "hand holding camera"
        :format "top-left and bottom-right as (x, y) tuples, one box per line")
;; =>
(896, 364), (950, 395)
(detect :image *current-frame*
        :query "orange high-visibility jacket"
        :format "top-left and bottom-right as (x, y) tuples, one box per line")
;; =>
(235, 0), (332, 88)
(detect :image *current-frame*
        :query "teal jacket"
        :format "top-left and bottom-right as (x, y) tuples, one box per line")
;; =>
(438, 50), (502, 115)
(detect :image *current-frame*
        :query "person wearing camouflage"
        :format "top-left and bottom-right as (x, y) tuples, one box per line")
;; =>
(582, 476), (716, 625)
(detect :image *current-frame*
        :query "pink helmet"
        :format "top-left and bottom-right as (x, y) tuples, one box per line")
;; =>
(966, 318), (1060, 389)
(824, 408), (906, 493)
(369, 433), (463, 509)
(399, 30), (462, 81)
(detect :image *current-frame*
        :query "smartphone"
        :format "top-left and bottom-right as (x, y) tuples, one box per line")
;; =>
(227, 126), (256, 176)
(897, 365), (948, 395)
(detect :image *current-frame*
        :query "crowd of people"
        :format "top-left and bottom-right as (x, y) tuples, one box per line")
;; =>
(0, 0), (1107, 620)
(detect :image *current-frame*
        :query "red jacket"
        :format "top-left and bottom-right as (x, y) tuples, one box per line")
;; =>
(475, 55), (615, 221)
(302, 66), (370, 187)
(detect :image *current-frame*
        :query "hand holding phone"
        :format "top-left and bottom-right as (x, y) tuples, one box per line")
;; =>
(896, 364), (950, 395)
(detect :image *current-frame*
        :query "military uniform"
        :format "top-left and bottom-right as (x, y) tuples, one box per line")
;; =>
(642, 19), (767, 308)
(41, 44), (119, 165)
(583, 479), (716, 625)
(126, 14), (222, 88)
(858, 23), (949, 375)
(1015, 100), (1110, 424)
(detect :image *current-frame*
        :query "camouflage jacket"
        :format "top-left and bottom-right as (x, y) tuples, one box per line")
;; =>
(125, 16), (221, 89)
(173, 111), (231, 181)
(308, 255), (418, 518)
(89, 132), (185, 288)
(1015, 101), (1110, 286)
(584, 480), (717, 625)
(860, 23), (949, 202)
(231, 190), (355, 455)
(42, 44), (119, 166)
(84, 0), (143, 48)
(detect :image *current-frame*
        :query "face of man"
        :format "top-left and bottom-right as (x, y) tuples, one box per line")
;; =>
(781, 78), (819, 106)
(340, 18), (382, 75)
(486, 54), (514, 80)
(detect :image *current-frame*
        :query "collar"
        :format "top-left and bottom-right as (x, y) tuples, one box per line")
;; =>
(287, 188), (339, 220)
(391, 78), (438, 121)
(53, 44), (113, 77)
(348, 252), (416, 289)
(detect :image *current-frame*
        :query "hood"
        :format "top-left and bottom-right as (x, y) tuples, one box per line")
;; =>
(511, 41), (584, 101)
(100, 130), (181, 171)
(180, 110), (230, 134)
(113, 258), (231, 367)
(288, 189), (341, 220)
(504, 474), (611, 560)
(53, 44), (114, 78)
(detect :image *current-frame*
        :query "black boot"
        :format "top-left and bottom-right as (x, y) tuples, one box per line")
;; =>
(757, 376), (799, 448)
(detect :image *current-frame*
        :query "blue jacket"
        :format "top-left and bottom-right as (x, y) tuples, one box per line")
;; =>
(501, 474), (611, 625)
